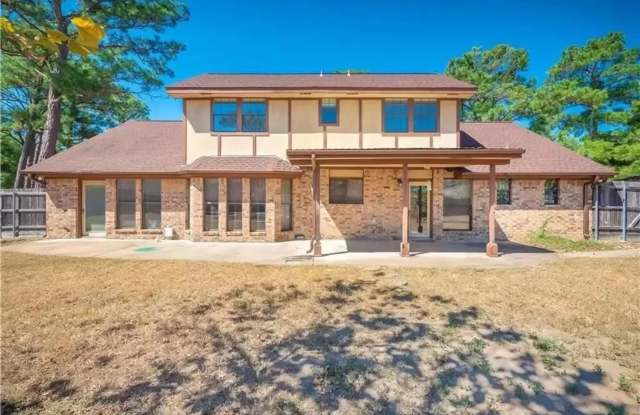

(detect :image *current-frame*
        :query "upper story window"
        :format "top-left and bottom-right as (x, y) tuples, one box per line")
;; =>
(383, 99), (439, 134)
(212, 99), (267, 133)
(319, 98), (338, 125)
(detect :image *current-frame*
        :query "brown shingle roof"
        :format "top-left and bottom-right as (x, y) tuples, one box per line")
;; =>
(167, 73), (476, 91)
(184, 156), (301, 176)
(460, 122), (614, 177)
(24, 120), (185, 175)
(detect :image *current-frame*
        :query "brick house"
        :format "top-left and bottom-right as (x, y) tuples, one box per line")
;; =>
(24, 73), (614, 256)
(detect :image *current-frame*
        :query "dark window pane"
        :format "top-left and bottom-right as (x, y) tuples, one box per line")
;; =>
(443, 179), (472, 230)
(330, 178), (363, 204)
(204, 178), (219, 231)
(250, 179), (266, 232)
(227, 178), (242, 231)
(242, 101), (267, 132)
(143, 179), (161, 229)
(383, 100), (408, 133)
(497, 179), (511, 205)
(213, 101), (237, 132)
(413, 100), (438, 132)
(320, 99), (338, 124)
(117, 179), (136, 228)
(281, 179), (292, 231)
(544, 179), (559, 205)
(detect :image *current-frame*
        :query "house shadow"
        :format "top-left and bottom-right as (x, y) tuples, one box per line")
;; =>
(342, 239), (551, 255)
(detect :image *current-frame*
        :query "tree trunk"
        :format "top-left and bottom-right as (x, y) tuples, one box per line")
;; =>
(14, 131), (36, 188)
(36, 85), (62, 162)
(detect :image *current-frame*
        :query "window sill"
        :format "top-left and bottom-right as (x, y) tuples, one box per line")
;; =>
(211, 132), (269, 136)
(115, 228), (137, 234)
(250, 231), (266, 236)
(225, 231), (243, 236)
(443, 229), (472, 232)
(141, 229), (162, 234)
(203, 231), (219, 236)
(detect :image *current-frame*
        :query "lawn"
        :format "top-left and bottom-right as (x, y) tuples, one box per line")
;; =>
(1, 252), (639, 414)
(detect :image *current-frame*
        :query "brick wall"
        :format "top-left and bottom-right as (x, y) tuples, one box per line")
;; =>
(45, 178), (80, 238)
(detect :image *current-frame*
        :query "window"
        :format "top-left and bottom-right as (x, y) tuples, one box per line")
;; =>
(116, 179), (136, 229)
(544, 179), (559, 205)
(330, 178), (363, 204)
(497, 179), (511, 205)
(142, 179), (161, 229)
(281, 179), (293, 231)
(242, 100), (267, 132)
(203, 178), (219, 231)
(227, 178), (242, 232)
(413, 100), (438, 132)
(212, 100), (237, 132)
(320, 98), (338, 125)
(383, 99), (439, 134)
(250, 179), (266, 232)
(383, 100), (409, 133)
(212, 99), (267, 133)
(443, 179), (472, 230)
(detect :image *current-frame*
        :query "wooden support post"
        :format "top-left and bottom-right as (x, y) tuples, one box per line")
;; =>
(312, 154), (322, 256)
(622, 181), (627, 241)
(400, 163), (410, 257)
(594, 182), (600, 241)
(486, 164), (499, 257)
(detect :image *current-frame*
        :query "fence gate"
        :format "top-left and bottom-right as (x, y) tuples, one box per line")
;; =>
(592, 181), (640, 241)
(0, 188), (46, 238)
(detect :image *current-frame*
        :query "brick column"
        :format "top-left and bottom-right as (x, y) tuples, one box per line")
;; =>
(105, 179), (116, 237)
(219, 178), (227, 236)
(135, 178), (143, 231)
(486, 164), (499, 257)
(190, 177), (204, 241)
(400, 163), (410, 257)
(45, 178), (80, 238)
(242, 177), (251, 237)
(266, 178), (278, 242)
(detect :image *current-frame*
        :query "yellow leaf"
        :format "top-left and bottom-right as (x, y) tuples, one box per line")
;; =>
(68, 38), (90, 57)
(46, 29), (68, 44)
(71, 16), (104, 52)
(35, 35), (59, 52)
(0, 17), (15, 33)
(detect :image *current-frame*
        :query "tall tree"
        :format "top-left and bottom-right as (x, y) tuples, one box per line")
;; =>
(1, 0), (188, 187)
(445, 44), (534, 122)
(536, 33), (640, 177)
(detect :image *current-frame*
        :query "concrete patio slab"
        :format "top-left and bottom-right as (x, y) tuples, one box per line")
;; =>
(0, 238), (573, 268)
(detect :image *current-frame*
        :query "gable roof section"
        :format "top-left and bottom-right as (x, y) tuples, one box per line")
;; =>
(167, 73), (476, 92)
(460, 122), (614, 177)
(24, 120), (186, 176)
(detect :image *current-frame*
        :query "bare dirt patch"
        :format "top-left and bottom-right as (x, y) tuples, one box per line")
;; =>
(1, 252), (638, 414)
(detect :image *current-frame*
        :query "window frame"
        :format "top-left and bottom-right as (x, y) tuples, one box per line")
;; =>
(544, 179), (560, 205)
(116, 179), (136, 229)
(203, 178), (219, 232)
(497, 179), (512, 205)
(281, 178), (293, 232)
(329, 177), (364, 205)
(250, 178), (266, 233)
(382, 98), (439, 135)
(211, 98), (269, 134)
(142, 179), (161, 230)
(226, 178), (243, 232)
(442, 179), (473, 231)
(319, 98), (339, 126)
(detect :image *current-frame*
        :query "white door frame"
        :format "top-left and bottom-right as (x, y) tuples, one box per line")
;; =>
(82, 180), (106, 237)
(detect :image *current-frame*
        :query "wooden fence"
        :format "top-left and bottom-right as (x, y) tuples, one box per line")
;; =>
(593, 181), (640, 241)
(0, 188), (46, 237)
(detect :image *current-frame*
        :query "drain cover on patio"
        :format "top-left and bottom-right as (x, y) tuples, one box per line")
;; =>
(133, 246), (160, 253)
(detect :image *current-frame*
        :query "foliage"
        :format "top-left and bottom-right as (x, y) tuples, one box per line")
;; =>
(445, 44), (535, 121)
(530, 220), (618, 252)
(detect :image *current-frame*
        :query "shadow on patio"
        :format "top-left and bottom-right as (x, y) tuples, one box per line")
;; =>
(337, 239), (552, 255)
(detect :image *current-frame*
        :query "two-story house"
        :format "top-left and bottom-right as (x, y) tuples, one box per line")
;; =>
(25, 73), (614, 256)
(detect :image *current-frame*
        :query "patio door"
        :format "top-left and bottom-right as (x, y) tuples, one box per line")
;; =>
(410, 181), (431, 239)
(83, 181), (106, 237)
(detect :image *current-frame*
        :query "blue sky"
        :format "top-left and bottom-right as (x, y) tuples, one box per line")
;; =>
(145, 0), (640, 120)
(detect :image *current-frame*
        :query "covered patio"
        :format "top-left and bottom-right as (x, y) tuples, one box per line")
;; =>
(287, 148), (525, 257)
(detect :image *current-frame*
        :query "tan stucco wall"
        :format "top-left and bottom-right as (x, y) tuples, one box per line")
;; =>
(184, 98), (460, 160)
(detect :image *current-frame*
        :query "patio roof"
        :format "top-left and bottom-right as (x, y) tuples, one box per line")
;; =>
(286, 148), (525, 168)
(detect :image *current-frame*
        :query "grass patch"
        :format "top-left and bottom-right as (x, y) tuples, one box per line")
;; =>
(529, 219), (618, 252)
(618, 374), (633, 392)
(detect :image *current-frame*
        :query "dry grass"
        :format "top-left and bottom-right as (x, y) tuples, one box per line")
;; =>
(1, 252), (639, 414)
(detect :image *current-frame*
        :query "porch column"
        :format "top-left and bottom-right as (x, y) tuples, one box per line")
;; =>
(312, 154), (322, 256)
(486, 164), (499, 257)
(400, 163), (410, 257)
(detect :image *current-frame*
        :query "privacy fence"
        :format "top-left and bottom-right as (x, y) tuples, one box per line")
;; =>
(593, 181), (640, 241)
(0, 188), (46, 238)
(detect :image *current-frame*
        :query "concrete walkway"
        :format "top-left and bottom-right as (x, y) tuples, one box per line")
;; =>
(0, 237), (580, 268)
